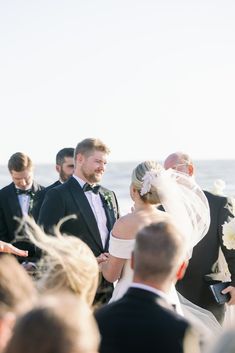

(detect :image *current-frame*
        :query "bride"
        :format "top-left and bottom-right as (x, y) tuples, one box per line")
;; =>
(101, 160), (221, 339)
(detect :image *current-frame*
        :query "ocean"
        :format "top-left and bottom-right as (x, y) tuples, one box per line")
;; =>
(1, 160), (235, 215)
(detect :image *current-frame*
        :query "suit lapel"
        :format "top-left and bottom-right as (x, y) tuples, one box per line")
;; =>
(99, 188), (117, 251)
(68, 178), (104, 251)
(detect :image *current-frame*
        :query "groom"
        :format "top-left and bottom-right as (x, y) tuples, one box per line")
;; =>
(38, 138), (120, 303)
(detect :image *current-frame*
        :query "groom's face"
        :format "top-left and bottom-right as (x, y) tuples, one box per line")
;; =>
(80, 150), (107, 184)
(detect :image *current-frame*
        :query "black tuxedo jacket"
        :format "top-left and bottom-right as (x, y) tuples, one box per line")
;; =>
(176, 190), (235, 323)
(95, 287), (196, 353)
(38, 176), (120, 303)
(32, 180), (61, 222)
(0, 181), (44, 261)
(38, 176), (120, 255)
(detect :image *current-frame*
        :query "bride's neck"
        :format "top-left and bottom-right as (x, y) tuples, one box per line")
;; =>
(133, 200), (155, 212)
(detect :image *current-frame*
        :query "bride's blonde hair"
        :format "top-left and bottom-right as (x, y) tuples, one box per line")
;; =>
(131, 160), (161, 205)
(22, 216), (99, 306)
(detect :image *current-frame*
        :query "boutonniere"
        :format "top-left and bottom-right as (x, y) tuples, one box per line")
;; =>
(222, 217), (235, 250)
(29, 192), (35, 212)
(103, 191), (113, 210)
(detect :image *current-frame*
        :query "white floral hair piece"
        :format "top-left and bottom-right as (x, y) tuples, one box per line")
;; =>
(222, 217), (235, 250)
(140, 165), (164, 196)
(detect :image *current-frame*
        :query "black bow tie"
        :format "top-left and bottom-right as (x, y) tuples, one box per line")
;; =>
(83, 183), (100, 194)
(16, 188), (32, 196)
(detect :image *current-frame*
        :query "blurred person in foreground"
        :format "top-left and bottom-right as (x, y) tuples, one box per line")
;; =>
(5, 292), (100, 353)
(23, 216), (99, 307)
(96, 222), (200, 353)
(0, 152), (44, 263)
(38, 138), (120, 304)
(32, 147), (74, 222)
(0, 254), (37, 352)
(164, 151), (235, 324)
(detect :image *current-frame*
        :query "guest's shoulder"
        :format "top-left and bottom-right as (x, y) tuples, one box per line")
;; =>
(0, 182), (14, 195)
(204, 190), (231, 204)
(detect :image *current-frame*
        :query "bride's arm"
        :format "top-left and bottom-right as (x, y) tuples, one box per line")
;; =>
(101, 254), (126, 283)
(101, 216), (132, 283)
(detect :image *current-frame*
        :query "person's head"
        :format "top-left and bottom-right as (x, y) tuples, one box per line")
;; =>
(0, 254), (37, 351)
(164, 152), (194, 176)
(130, 160), (162, 205)
(25, 217), (99, 306)
(132, 222), (188, 292)
(55, 148), (74, 182)
(74, 138), (110, 184)
(8, 152), (34, 190)
(5, 293), (100, 353)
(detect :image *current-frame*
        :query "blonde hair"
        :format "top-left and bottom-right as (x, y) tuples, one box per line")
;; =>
(131, 161), (161, 204)
(24, 217), (99, 306)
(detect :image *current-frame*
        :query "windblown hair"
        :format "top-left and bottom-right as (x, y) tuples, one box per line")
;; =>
(5, 293), (100, 353)
(24, 217), (99, 306)
(131, 160), (161, 204)
(74, 138), (110, 159)
(56, 147), (74, 165)
(0, 254), (37, 316)
(8, 152), (33, 172)
(133, 222), (186, 282)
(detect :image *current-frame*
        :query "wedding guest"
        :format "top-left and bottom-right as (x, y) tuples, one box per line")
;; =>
(25, 217), (99, 306)
(32, 147), (74, 221)
(164, 151), (235, 323)
(5, 292), (100, 353)
(95, 222), (200, 353)
(0, 254), (37, 352)
(0, 152), (44, 263)
(38, 138), (120, 303)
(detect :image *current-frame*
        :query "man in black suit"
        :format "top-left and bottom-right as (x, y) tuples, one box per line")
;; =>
(0, 152), (44, 262)
(32, 147), (74, 221)
(38, 138), (120, 303)
(95, 222), (200, 353)
(164, 152), (235, 323)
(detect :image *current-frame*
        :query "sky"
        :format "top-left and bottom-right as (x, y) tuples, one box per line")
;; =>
(0, 0), (235, 164)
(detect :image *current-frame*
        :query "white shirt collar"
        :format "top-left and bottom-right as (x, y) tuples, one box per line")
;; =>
(130, 282), (171, 303)
(72, 175), (86, 188)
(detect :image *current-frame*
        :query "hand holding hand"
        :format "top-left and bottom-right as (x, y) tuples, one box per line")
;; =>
(96, 252), (109, 271)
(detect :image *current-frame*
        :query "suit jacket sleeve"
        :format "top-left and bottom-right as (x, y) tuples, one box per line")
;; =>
(38, 188), (65, 234)
(0, 203), (9, 242)
(219, 197), (235, 285)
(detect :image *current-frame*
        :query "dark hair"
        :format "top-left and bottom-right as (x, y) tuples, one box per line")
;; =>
(56, 148), (74, 165)
(74, 138), (110, 160)
(8, 152), (33, 172)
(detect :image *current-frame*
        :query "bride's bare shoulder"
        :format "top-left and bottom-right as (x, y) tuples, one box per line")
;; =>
(112, 213), (137, 239)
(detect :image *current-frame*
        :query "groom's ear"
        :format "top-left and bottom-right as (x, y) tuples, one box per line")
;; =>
(176, 260), (188, 281)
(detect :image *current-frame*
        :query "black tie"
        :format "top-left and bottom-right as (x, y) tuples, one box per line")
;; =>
(83, 183), (100, 194)
(16, 188), (32, 196)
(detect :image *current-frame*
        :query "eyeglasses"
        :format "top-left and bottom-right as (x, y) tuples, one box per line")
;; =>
(171, 163), (189, 171)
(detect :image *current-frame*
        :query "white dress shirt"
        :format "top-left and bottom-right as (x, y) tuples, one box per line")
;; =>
(17, 193), (31, 216)
(73, 175), (109, 248)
